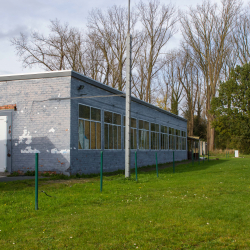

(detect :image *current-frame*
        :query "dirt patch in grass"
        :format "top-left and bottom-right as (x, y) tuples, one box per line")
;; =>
(39, 178), (95, 186)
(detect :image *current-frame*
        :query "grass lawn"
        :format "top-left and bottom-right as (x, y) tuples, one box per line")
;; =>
(1, 157), (250, 249)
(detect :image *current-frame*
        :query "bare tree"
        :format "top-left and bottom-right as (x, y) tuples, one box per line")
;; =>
(137, 0), (178, 103)
(180, 0), (241, 151)
(177, 48), (201, 136)
(232, 8), (250, 65)
(11, 19), (88, 73)
(87, 6), (139, 91)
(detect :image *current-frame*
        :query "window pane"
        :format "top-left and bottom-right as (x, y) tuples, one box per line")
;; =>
(176, 137), (179, 150)
(79, 105), (90, 119)
(85, 121), (90, 149)
(151, 123), (155, 132)
(131, 118), (136, 128)
(96, 123), (101, 149)
(105, 124), (109, 149)
(113, 113), (121, 125)
(118, 126), (121, 149)
(165, 126), (168, 133)
(155, 124), (159, 132)
(146, 131), (149, 149)
(114, 126), (118, 149)
(145, 121), (149, 130)
(78, 120), (84, 149)
(104, 111), (112, 123)
(139, 120), (143, 129)
(131, 128), (134, 149)
(91, 122), (96, 149)
(134, 129), (137, 149)
(161, 125), (164, 133)
(151, 132), (154, 149)
(169, 128), (172, 134)
(91, 107), (101, 121)
(109, 125), (113, 149)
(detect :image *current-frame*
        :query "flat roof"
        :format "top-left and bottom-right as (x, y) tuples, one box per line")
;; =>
(0, 70), (187, 122)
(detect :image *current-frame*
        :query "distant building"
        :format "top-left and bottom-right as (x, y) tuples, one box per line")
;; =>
(0, 71), (187, 175)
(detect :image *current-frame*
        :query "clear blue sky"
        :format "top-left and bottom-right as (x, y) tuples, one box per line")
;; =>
(0, 0), (248, 75)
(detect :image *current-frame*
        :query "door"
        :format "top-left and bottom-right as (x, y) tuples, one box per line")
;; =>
(0, 116), (7, 172)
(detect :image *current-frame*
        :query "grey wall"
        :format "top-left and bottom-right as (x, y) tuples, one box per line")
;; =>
(0, 77), (71, 174)
(70, 77), (187, 174)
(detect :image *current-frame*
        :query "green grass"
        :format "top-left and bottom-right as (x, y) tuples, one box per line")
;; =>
(1, 157), (250, 249)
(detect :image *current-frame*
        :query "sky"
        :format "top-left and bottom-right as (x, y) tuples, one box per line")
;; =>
(0, 0), (248, 75)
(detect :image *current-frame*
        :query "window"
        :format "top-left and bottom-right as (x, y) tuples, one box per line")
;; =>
(139, 120), (149, 149)
(104, 111), (121, 149)
(151, 123), (160, 150)
(124, 117), (137, 149)
(176, 129), (181, 150)
(182, 131), (187, 150)
(78, 104), (101, 149)
(169, 128), (175, 150)
(161, 125), (168, 150)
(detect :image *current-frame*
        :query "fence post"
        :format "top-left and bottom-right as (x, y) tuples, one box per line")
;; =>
(135, 151), (138, 181)
(100, 151), (103, 192)
(198, 147), (200, 165)
(192, 149), (194, 166)
(35, 153), (38, 210)
(173, 151), (175, 173)
(156, 152), (158, 177)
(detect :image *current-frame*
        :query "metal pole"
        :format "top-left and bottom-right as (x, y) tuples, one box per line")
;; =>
(208, 150), (209, 162)
(135, 151), (138, 181)
(173, 151), (175, 173)
(192, 149), (194, 166)
(156, 152), (158, 177)
(35, 153), (38, 210)
(198, 141), (200, 165)
(100, 151), (103, 192)
(125, 0), (132, 178)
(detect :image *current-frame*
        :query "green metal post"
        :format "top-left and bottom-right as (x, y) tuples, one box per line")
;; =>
(156, 152), (158, 177)
(100, 151), (103, 192)
(198, 147), (200, 165)
(192, 149), (194, 166)
(208, 150), (209, 162)
(35, 153), (38, 210)
(173, 151), (175, 173)
(135, 152), (138, 181)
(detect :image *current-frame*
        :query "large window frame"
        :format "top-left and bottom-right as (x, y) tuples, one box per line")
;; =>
(161, 125), (168, 150)
(169, 127), (176, 150)
(78, 104), (101, 150)
(124, 116), (137, 150)
(182, 131), (187, 150)
(139, 119), (149, 150)
(151, 123), (160, 150)
(104, 110), (122, 150)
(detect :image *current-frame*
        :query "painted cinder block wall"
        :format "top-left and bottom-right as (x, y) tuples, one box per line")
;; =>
(70, 72), (187, 174)
(0, 71), (187, 175)
(0, 74), (71, 174)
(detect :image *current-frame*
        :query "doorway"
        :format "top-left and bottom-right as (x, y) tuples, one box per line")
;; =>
(0, 116), (7, 172)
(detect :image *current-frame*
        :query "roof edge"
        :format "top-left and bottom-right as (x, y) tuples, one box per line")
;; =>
(0, 70), (72, 82)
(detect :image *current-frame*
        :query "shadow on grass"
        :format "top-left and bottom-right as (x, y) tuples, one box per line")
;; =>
(0, 159), (230, 192)
(137, 159), (229, 176)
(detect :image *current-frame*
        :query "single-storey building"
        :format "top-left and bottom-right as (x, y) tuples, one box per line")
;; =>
(0, 70), (187, 175)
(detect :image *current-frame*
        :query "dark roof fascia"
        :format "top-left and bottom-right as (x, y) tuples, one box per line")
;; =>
(0, 70), (187, 122)
(71, 71), (187, 122)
